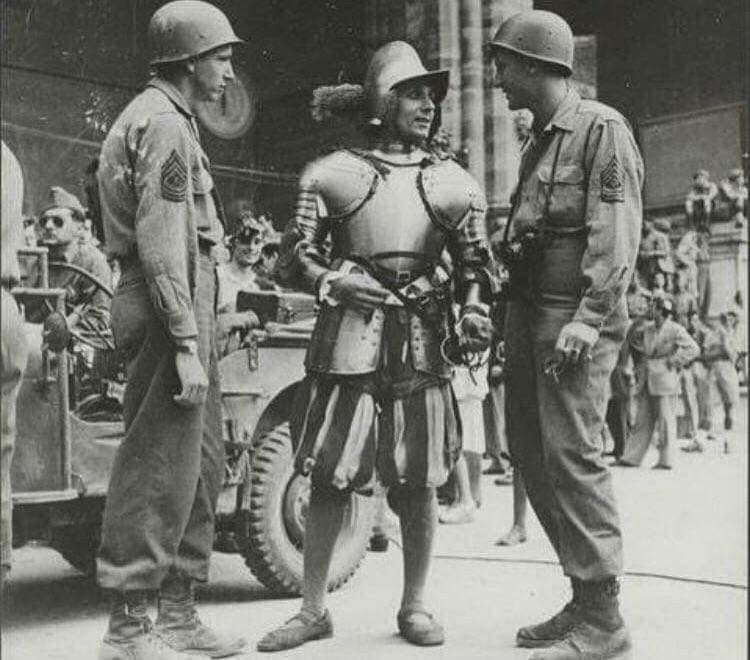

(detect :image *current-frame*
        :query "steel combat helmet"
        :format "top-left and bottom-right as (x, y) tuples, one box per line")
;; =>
(148, 0), (243, 65)
(363, 41), (449, 131)
(488, 10), (574, 75)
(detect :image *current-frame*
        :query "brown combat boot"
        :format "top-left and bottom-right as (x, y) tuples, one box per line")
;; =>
(155, 572), (246, 658)
(99, 590), (201, 660)
(516, 599), (580, 648)
(516, 580), (583, 648)
(529, 579), (631, 660)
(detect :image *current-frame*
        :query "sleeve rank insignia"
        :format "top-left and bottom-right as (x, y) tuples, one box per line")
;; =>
(161, 149), (188, 202)
(600, 153), (625, 203)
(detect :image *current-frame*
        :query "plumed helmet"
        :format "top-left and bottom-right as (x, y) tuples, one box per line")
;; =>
(148, 0), (243, 65)
(363, 41), (449, 129)
(488, 10), (574, 75)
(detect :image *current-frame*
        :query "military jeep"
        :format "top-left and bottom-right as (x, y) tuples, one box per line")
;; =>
(10, 248), (374, 595)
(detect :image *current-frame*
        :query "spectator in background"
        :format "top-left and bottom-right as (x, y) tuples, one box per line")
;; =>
(685, 169), (718, 229)
(215, 224), (264, 356)
(702, 310), (741, 452)
(637, 218), (673, 288)
(649, 271), (672, 308)
(439, 362), (488, 524)
(685, 310), (713, 436)
(715, 169), (747, 228)
(672, 269), (697, 327)
(226, 197), (257, 234)
(617, 297), (699, 469)
(216, 221), (267, 313)
(27, 187), (112, 342)
(675, 223), (712, 319)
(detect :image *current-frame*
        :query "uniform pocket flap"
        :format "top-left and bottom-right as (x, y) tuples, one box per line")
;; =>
(537, 164), (585, 185)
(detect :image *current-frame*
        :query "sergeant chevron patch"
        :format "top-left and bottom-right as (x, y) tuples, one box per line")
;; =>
(600, 153), (625, 202)
(161, 149), (188, 202)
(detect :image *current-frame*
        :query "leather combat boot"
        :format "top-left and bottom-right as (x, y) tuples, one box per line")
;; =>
(155, 572), (246, 658)
(516, 598), (580, 648)
(529, 579), (631, 660)
(99, 591), (200, 660)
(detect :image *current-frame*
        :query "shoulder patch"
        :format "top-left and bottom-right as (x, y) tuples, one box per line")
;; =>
(161, 149), (188, 202)
(600, 153), (625, 203)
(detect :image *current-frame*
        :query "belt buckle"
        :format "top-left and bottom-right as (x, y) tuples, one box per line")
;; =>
(394, 269), (411, 285)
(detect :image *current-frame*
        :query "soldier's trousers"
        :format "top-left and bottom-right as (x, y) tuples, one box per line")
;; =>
(98, 254), (222, 591)
(505, 301), (624, 580)
(1, 289), (28, 571)
(623, 391), (676, 467)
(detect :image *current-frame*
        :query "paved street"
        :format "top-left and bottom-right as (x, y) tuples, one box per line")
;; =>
(2, 401), (746, 660)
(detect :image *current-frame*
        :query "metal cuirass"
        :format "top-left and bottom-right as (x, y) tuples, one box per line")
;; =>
(303, 150), (479, 377)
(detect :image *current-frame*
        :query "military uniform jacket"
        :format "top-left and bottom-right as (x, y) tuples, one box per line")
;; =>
(98, 78), (223, 342)
(508, 89), (644, 332)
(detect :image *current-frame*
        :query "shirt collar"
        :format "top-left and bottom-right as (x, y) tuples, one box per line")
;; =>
(146, 77), (195, 119)
(535, 87), (580, 138)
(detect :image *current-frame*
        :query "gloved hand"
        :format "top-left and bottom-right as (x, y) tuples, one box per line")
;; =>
(554, 321), (599, 366)
(459, 312), (493, 353)
(325, 272), (390, 314)
(42, 311), (72, 352)
(488, 364), (504, 385)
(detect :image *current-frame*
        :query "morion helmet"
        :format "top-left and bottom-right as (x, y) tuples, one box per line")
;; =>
(363, 41), (449, 135)
(148, 0), (243, 65)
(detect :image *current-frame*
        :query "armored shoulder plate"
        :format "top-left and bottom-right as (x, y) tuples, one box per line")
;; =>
(299, 150), (379, 221)
(418, 158), (485, 231)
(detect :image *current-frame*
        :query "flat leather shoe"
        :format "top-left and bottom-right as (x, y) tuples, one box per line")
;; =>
(397, 609), (444, 646)
(256, 610), (333, 652)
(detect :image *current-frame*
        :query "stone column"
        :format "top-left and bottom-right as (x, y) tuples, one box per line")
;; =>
(482, 0), (532, 237)
(459, 0), (485, 183)
(431, 0), (462, 153)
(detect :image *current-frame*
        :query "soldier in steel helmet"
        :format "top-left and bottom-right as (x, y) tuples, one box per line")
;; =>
(257, 41), (493, 653)
(95, 2), (246, 658)
(487, 10), (644, 659)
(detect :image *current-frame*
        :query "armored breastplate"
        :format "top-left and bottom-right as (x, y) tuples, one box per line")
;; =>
(331, 163), (444, 273)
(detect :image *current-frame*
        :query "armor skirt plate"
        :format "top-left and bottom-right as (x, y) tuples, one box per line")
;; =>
(292, 308), (461, 491)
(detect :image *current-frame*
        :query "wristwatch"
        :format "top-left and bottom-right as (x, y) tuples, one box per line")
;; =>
(175, 340), (198, 356)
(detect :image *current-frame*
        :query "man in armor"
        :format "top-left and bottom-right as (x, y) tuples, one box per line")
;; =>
(258, 41), (493, 652)
(488, 11), (643, 660)
(96, 2), (246, 658)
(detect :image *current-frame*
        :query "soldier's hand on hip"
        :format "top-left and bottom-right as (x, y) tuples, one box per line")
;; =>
(328, 273), (390, 314)
(174, 349), (208, 408)
(554, 321), (599, 366)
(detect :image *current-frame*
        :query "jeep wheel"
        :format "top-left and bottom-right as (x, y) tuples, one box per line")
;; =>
(240, 423), (374, 595)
